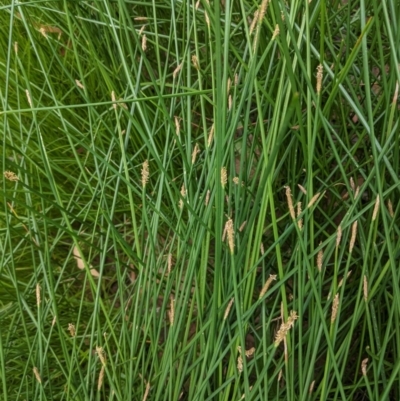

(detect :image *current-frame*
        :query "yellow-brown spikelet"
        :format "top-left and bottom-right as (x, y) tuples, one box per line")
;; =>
(393, 81), (399, 105)
(192, 54), (200, 70)
(191, 143), (200, 165)
(317, 242), (323, 272)
(51, 315), (57, 327)
(237, 354), (243, 373)
(25, 89), (32, 107)
(258, 0), (269, 25)
(36, 283), (41, 307)
(307, 192), (321, 208)
(349, 220), (358, 254)
(173, 62), (182, 80)
(309, 380), (316, 394)
(68, 323), (76, 337)
(361, 358), (368, 376)
(245, 347), (255, 357)
(354, 186), (360, 199)
(33, 367), (42, 384)
(97, 365), (105, 391)
(316, 64), (323, 95)
(336, 224), (342, 248)
(142, 381), (151, 401)
(168, 296), (175, 326)
(225, 218), (235, 253)
(141, 34), (147, 52)
(297, 202), (303, 229)
(134, 17), (148, 21)
(179, 185), (186, 209)
(372, 195), (380, 221)
(96, 346), (106, 366)
(141, 160), (149, 188)
(111, 91), (117, 109)
(205, 189), (210, 206)
(167, 253), (173, 274)
(284, 186), (296, 220)
(249, 8), (259, 35)
(331, 294), (339, 323)
(278, 369), (283, 382)
(75, 79), (85, 89)
(338, 270), (352, 289)
(298, 184), (307, 195)
(260, 243), (264, 255)
(4, 170), (19, 181)
(350, 177), (355, 191)
(14, 41), (18, 54)
(259, 274), (277, 299)
(274, 310), (298, 347)
(195, 0), (200, 10)
(174, 116), (180, 137)
(233, 176), (239, 185)
(239, 220), (247, 232)
(228, 94), (232, 110)
(223, 298), (234, 320)
(221, 167), (227, 188)
(139, 25), (146, 35)
(205, 11), (210, 28)
(234, 73), (239, 85)
(207, 123), (214, 147)
(387, 199), (394, 218)
(363, 275), (368, 302)
(272, 24), (280, 40)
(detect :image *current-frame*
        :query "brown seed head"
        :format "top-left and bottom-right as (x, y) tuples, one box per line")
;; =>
(174, 116), (180, 137)
(307, 192), (321, 208)
(363, 275), (368, 302)
(361, 358), (368, 376)
(297, 202), (303, 229)
(349, 220), (358, 253)
(274, 310), (298, 347)
(249, 9), (259, 35)
(141, 34), (147, 52)
(4, 170), (19, 181)
(167, 253), (173, 274)
(316, 64), (323, 95)
(284, 186), (296, 220)
(96, 346), (106, 366)
(298, 184), (307, 195)
(191, 143), (200, 165)
(207, 123), (214, 147)
(223, 298), (234, 320)
(309, 380), (316, 394)
(259, 274), (277, 299)
(372, 195), (380, 221)
(272, 24), (280, 40)
(205, 189), (210, 206)
(75, 79), (85, 89)
(331, 294), (339, 323)
(192, 55), (200, 70)
(168, 296), (175, 326)
(317, 243), (323, 272)
(25, 89), (32, 107)
(225, 218), (235, 253)
(173, 63), (182, 80)
(33, 367), (42, 384)
(141, 160), (149, 188)
(221, 167), (227, 188)
(36, 283), (41, 307)
(387, 199), (394, 218)
(393, 82), (399, 105)
(97, 365), (105, 391)
(111, 91), (116, 109)
(237, 355), (243, 373)
(336, 224), (342, 248)
(142, 381), (151, 401)
(68, 323), (76, 337)
(239, 220), (247, 232)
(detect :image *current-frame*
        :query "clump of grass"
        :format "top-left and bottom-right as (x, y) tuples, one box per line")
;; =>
(1, 1), (400, 400)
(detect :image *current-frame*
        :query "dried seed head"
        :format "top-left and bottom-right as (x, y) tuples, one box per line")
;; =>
(317, 242), (323, 272)
(249, 9), (259, 35)
(168, 296), (175, 326)
(33, 367), (42, 384)
(349, 220), (358, 254)
(141, 34), (147, 52)
(75, 79), (85, 89)
(142, 381), (151, 401)
(361, 358), (368, 376)
(174, 116), (180, 137)
(298, 184), (307, 195)
(372, 195), (380, 221)
(139, 25), (146, 35)
(307, 192), (321, 208)
(225, 218), (235, 253)
(191, 143), (200, 165)
(192, 55), (200, 70)
(316, 64), (323, 95)
(274, 310), (298, 347)
(336, 224), (342, 248)
(260, 242), (264, 255)
(227, 77), (232, 94)
(350, 177), (355, 191)
(51, 315), (57, 327)
(278, 369), (283, 382)
(284, 186), (296, 220)
(387, 199), (394, 218)
(14, 41), (18, 53)
(258, 0), (270, 24)
(4, 170), (19, 181)
(68, 323), (76, 337)
(228, 94), (232, 110)
(393, 82), (399, 105)
(118, 99), (128, 110)
(331, 294), (339, 323)
(245, 347), (255, 357)
(309, 380), (316, 394)
(223, 298), (234, 320)
(297, 202), (303, 229)
(167, 253), (173, 274)
(363, 275), (368, 302)
(195, 0), (201, 10)
(207, 123), (214, 147)
(141, 160), (149, 188)
(239, 220), (247, 232)
(234, 73), (239, 85)
(233, 176), (239, 185)
(173, 62), (182, 79)
(134, 17), (148, 21)
(36, 283), (41, 307)
(205, 11), (210, 28)
(205, 189), (210, 206)
(25, 89), (32, 107)
(179, 185), (186, 209)
(221, 167), (228, 188)
(96, 346), (106, 366)
(259, 274), (277, 299)
(354, 186), (360, 199)
(237, 355), (243, 373)
(338, 270), (352, 289)
(97, 365), (105, 391)
(272, 24), (280, 40)
(111, 91), (117, 109)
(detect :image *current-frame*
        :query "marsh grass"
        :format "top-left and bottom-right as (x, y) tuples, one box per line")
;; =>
(1, 0), (400, 400)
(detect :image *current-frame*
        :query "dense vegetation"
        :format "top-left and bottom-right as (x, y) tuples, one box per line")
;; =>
(1, 0), (400, 400)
